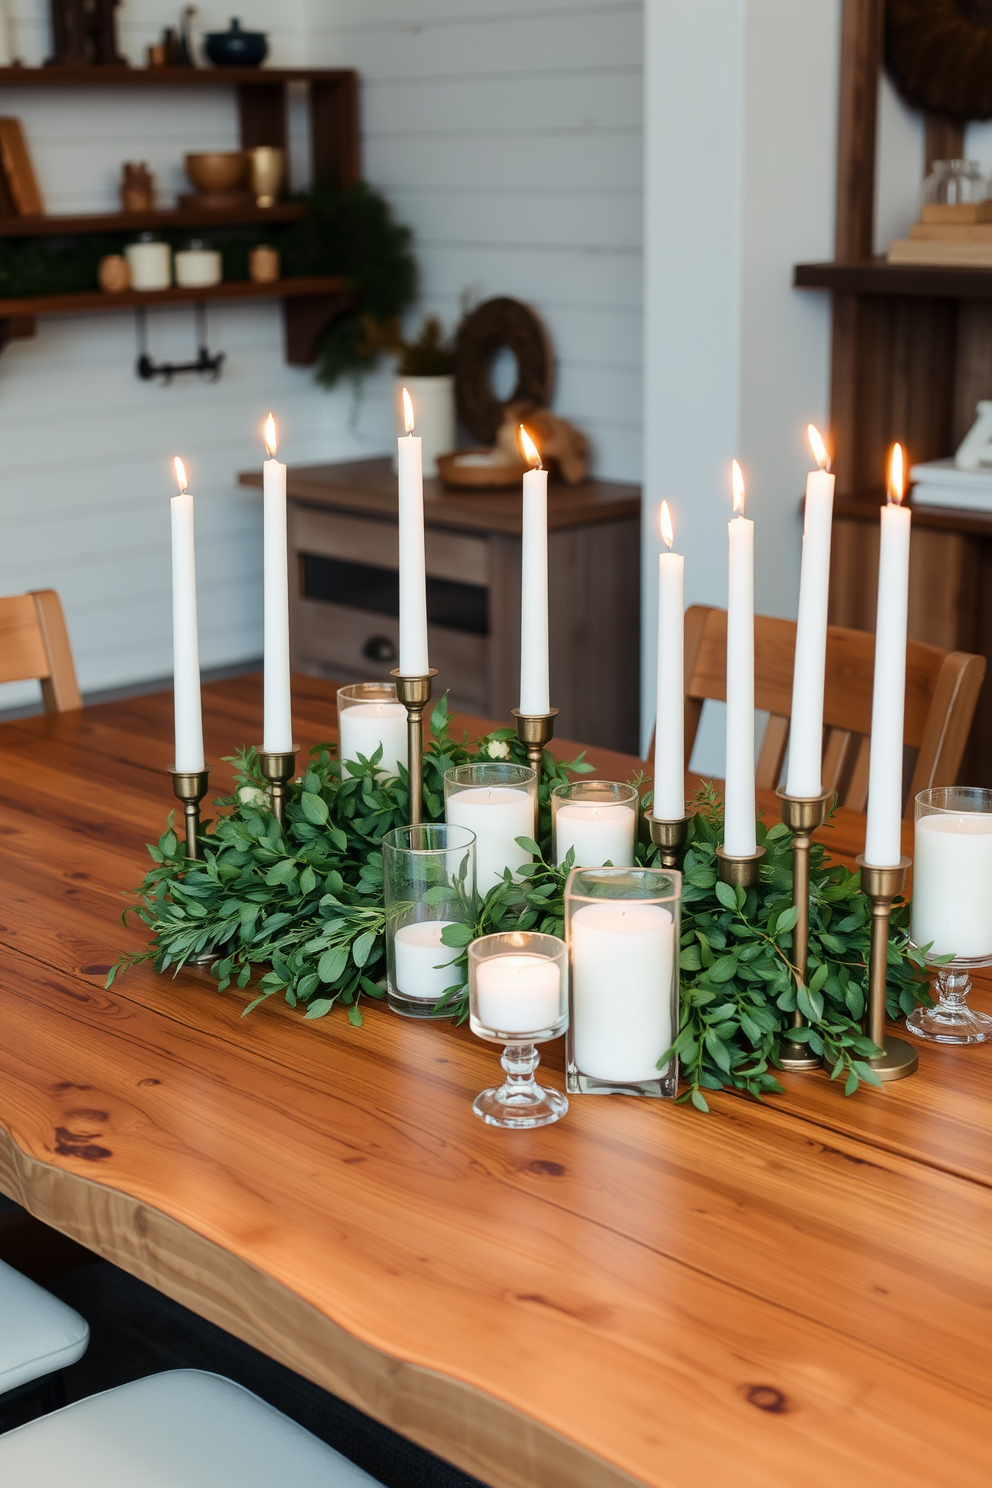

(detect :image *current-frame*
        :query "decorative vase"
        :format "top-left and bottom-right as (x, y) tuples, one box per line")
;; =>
(393, 375), (456, 479)
(204, 18), (268, 67)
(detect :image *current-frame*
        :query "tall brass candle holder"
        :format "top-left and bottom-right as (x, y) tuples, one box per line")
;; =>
(777, 787), (834, 1072)
(392, 669), (437, 826)
(512, 707), (558, 774)
(715, 844), (765, 888)
(856, 855), (918, 1081)
(168, 766), (210, 859)
(255, 747), (299, 825)
(648, 814), (691, 870)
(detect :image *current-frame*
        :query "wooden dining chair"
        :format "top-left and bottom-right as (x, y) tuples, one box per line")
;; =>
(0, 590), (82, 712)
(657, 604), (985, 817)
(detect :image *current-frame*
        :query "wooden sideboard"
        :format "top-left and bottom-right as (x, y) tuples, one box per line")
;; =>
(238, 457), (641, 753)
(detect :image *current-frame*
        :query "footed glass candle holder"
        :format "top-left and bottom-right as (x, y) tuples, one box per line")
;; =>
(383, 823), (476, 1019)
(909, 787), (992, 1044)
(551, 780), (638, 868)
(337, 682), (407, 779)
(468, 931), (568, 1128)
(565, 866), (680, 1097)
(444, 762), (537, 892)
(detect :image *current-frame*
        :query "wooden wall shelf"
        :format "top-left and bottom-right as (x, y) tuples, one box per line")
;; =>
(795, 260), (992, 299)
(0, 205), (306, 237)
(0, 66), (355, 88)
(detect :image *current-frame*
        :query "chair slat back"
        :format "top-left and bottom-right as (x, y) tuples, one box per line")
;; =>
(0, 590), (82, 712)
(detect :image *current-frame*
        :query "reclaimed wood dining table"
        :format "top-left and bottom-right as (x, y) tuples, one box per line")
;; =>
(0, 675), (989, 1488)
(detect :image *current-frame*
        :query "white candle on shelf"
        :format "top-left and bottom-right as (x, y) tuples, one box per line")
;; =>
(170, 457), (204, 773)
(555, 802), (636, 868)
(519, 426), (550, 715)
(475, 954), (562, 1034)
(912, 813), (992, 958)
(393, 920), (458, 1000)
(570, 902), (675, 1082)
(864, 444), (912, 867)
(446, 787), (534, 891)
(339, 703), (408, 779)
(398, 387), (430, 677)
(653, 500), (685, 820)
(785, 424), (835, 799)
(262, 413), (293, 753)
(725, 459), (756, 856)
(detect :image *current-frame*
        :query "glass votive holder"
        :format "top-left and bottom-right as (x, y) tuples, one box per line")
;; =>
(564, 865), (681, 1097)
(444, 762), (537, 893)
(382, 823), (476, 1019)
(909, 786), (992, 1044)
(337, 682), (408, 779)
(468, 931), (568, 1128)
(551, 780), (639, 867)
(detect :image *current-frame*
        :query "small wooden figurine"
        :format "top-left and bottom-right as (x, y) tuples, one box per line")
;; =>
(120, 162), (154, 212)
(46, 0), (127, 67)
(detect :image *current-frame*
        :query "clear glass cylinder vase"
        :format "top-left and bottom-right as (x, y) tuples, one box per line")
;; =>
(444, 762), (537, 893)
(382, 823), (476, 1019)
(337, 682), (407, 779)
(551, 780), (639, 868)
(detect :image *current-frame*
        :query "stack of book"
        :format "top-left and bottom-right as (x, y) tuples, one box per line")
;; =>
(909, 458), (992, 512)
(888, 202), (992, 268)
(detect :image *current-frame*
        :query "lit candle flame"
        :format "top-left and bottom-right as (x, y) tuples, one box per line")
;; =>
(887, 442), (905, 505)
(263, 412), (278, 458)
(731, 459), (746, 516)
(660, 500), (674, 550)
(519, 426), (542, 469)
(402, 386), (415, 434)
(173, 456), (187, 494)
(807, 423), (830, 472)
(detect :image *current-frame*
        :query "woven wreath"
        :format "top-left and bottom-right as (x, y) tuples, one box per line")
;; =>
(886, 0), (992, 118)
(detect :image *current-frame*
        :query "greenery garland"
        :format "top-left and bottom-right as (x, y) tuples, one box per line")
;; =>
(109, 698), (932, 1109)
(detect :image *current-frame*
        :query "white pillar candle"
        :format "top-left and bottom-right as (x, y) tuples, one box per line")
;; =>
(339, 702), (408, 779)
(393, 920), (458, 1000)
(725, 460), (756, 856)
(446, 787), (534, 891)
(653, 500), (685, 820)
(785, 425), (835, 798)
(555, 802), (636, 868)
(262, 413), (293, 753)
(398, 388), (430, 676)
(170, 457), (204, 773)
(865, 445), (912, 867)
(911, 813), (992, 958)
(519, 427), (550, 715)
(475, 954), (562, 1034)
(570, 902), (675, 1082)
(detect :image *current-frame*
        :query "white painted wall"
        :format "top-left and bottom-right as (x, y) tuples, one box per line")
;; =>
(642, 0), (839, 766)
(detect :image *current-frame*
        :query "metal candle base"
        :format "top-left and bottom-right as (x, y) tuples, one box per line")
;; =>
(715, 844), (765, 888)
(168, 766), (210, 859)
(392, 669), (437, 826)
(255, 747), (299, 824)
(857, 854), (918, 1082)
(648, 815), (691, 870)
(777, 788), (834, 1071)
(512, 708), (558, 775)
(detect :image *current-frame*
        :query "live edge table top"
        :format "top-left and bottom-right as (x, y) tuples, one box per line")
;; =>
(0, 675), (989, 1488)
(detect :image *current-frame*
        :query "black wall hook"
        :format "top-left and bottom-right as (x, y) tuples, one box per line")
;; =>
(135, 303), (226, 385)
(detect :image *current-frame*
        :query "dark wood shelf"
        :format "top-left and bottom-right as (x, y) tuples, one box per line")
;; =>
(0, 66), (355, 88)
(0, 203), (306, 237)
(795, 258), (992, 298)
(0, 274), (348, 318)
(835, 489), (992, 538)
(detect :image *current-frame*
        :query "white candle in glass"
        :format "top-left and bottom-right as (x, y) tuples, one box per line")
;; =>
(339, 702), (408, 779)
(725, 460), (756, 856)
(475, 954), (562, 1034)
(262, 413), (293, 753)
(912, 813), (992, 958)
(398, 387), (430, 677)
(555, 802), (636, 868)
(785, 424), (835, 798)
(570, 901), (675, 1082)
(653, 499), (685, 820)
(864, 444), (912, 867)
(446, 787), (534, 891)
(518, 426), (550, 715)
(170, 457), (204, 773)
(393, 920), (458, 1000)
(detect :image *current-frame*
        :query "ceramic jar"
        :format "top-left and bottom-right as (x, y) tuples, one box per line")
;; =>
(174, 241), (222, 288)
(125, 235), (171, 291)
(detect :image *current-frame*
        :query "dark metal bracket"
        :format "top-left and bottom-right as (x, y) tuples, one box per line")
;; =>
(135, 302), (225, 385)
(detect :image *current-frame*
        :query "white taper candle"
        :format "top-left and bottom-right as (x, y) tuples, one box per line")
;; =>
(170, 457), (204, 773)
(262, 413), (293, 752)
(785, 424), (836, 798)
(725, 460), (756, 857)
(398, 387), (430, 676)
(865, 443), (912, 867)
(519, 426), (550, 715)
(653, 500), (684, 820)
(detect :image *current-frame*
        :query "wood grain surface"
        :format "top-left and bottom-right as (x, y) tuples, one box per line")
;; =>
(0, 676), (989, 1488)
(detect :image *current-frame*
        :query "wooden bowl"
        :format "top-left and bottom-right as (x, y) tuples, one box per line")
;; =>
(436, 448), (529, 490)
(184, 152), (247, 194)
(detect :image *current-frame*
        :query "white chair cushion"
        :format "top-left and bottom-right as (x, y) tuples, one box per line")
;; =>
(0, 1257), (89, 1394)
(0, 1370), (386, 1486)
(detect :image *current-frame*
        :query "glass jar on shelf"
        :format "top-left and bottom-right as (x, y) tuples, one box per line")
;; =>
(922, 158), (988, 209)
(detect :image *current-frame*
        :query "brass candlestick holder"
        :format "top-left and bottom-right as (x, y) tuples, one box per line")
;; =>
(777, 787), (834, 1072)
(512, 707), (558, 774)
(648, 814), (691, 870)
(392, 669), (437, 826)
(168, 766), (210, 859)
(715, 844), (765, 888)
(255, 746), (299, 825)
(856, 855), (918, 1081)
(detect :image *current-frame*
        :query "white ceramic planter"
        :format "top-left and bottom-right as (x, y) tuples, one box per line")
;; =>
(393, 375), (456, 478)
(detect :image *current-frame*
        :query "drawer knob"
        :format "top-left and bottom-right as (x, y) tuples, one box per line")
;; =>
(362, 634), (398, 663)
